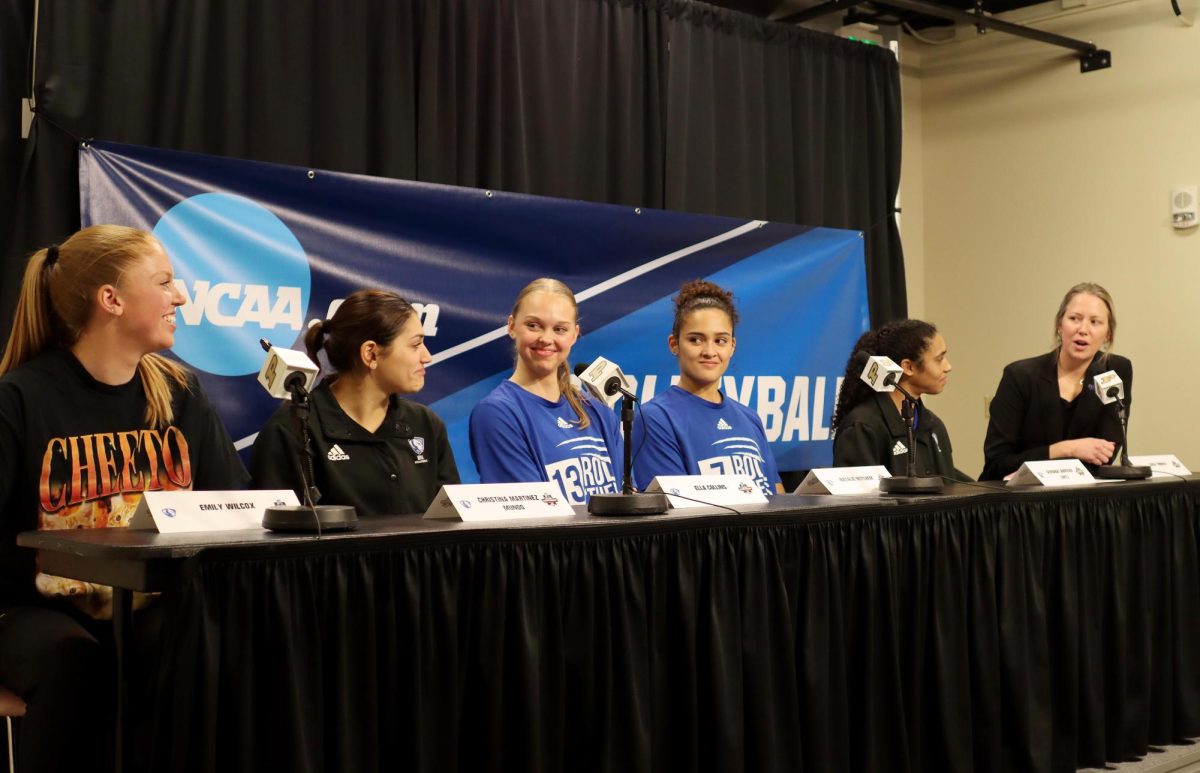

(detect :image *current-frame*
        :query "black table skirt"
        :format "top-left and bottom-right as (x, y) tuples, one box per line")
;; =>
(148, 482), (1200, 773)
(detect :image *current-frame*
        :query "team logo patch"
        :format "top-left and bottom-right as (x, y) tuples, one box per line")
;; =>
(556, 417), (572, 429)
(891, 441), (908, 456)
(327, 444), (350, 461)
(409, 436), (428, 464)
(717, 418), (732, 430)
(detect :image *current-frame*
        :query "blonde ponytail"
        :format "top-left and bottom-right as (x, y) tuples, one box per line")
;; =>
(0, 247), (57, 375)
(136, 354), (192, 428)
(557, 361), (591, 430)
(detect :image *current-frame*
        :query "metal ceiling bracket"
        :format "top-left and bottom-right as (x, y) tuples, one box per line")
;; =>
(876, 0), (1111, 71)
(783, 0), (1112, 73)
(777, 0), (869, 25)
(1080, 48), (1112, 72)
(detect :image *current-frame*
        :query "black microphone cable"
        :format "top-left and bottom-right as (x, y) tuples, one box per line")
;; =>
(644, 488), (745, 517)
(938, 476), (1011, 493)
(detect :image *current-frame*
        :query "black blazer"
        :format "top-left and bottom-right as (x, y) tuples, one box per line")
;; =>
(980, 351), (1132, 480)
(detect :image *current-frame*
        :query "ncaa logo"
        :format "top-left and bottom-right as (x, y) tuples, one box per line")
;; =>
(153, 193), (311, 376)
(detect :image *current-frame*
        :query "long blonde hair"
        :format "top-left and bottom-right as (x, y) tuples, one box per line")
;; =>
(510, 277), (589, 429)
(0, 225), (190, 427)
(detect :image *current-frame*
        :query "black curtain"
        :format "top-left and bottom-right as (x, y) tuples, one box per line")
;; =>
(0, 1), (32, 254)
(660, 6), (904, 315)
(146, 483), (1200, 772)
(0, 0), (905, 330)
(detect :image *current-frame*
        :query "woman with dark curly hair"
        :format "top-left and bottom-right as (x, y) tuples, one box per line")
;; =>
(631, 279), (782, 497)
(831, 319), (968, 480)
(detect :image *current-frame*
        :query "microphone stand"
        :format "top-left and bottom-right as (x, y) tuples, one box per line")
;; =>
(879, 382), (945, 495)
(588, 391), (669, 516)
(1092, 398), (1151, 480)
(261, 375), (359, 532)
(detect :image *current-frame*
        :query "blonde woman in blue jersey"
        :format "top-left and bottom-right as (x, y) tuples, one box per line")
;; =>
(632, 279), (782, 496)
(468, 278), (622, 504)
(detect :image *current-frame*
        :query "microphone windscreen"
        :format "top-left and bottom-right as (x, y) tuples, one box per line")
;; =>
(1092, 370), (1124, 404)
(574, 362), (589, 377)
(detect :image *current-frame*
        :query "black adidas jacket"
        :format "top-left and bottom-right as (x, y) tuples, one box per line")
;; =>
(832, 392), (971, 481)
(250, 381), (459, 516)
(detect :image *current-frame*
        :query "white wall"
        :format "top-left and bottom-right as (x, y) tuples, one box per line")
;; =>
(903, 0), (1199, 476)
(899, 51), (926, 320)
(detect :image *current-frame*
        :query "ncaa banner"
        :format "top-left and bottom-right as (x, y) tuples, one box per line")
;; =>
(79, 141), (868, 477)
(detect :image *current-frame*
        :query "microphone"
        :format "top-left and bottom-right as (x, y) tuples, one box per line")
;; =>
(257, 339), (319, 401)
(255, 339), (358, 533)
(1090, 369), (1150, 480)
(572, 356), (667, 516)
(1092, 369), (1124, 404)
(574, 357), (636, 408)
(860, 355), (903, 392)
(858, 353), (944, 494)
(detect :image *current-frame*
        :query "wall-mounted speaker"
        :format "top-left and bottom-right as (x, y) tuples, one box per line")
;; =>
(1172, 186), (1198, 229)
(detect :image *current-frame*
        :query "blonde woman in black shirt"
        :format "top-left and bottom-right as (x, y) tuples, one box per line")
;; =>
(0, 225), (248, 772)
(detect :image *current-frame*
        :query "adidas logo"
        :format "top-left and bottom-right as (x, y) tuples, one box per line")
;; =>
(891, 441), (908, 456)
(327, 444), (350, 461)
(716, 418), (732, 430)
(556, 417), (572, 429)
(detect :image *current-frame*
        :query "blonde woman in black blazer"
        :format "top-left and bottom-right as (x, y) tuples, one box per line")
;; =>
(981, 282), (1130, 480)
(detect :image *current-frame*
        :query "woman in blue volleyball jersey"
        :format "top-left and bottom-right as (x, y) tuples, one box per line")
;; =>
(469, 278), (622, 504)
(631, 279), (782, 497)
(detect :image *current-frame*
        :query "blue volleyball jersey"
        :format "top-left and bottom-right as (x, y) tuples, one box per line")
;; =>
(469, 379), (622, 504)
(632, 385), (781, 496)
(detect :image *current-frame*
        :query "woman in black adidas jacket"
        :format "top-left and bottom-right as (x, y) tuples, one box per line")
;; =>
(831, 319), (971, 481)
(250, 290), (459, 516)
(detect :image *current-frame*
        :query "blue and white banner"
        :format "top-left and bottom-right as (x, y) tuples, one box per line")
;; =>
(79, 141), (868, 476)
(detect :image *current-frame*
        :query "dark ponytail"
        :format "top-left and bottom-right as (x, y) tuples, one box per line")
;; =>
(307, 289), (416, 379)
(831, 319), (938, 434)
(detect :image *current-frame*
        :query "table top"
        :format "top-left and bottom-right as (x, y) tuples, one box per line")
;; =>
(18, 477), (1192, 564)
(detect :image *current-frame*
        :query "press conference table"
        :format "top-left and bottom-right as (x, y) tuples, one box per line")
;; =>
(18, 478), (1200, 773)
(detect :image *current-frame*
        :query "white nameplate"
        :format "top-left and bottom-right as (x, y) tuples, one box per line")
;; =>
(128, 489), (298, 533)
(1128, 454), (1192, 478)
(794, 466), (891, 496)
(645, 475), (768, 509)
(423, 482), (576, 521)
(1007, 459), (1097, 487)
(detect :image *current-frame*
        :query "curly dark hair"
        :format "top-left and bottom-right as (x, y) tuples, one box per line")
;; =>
(830, 319), (938, 434)
(671, 279), (739, 339)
